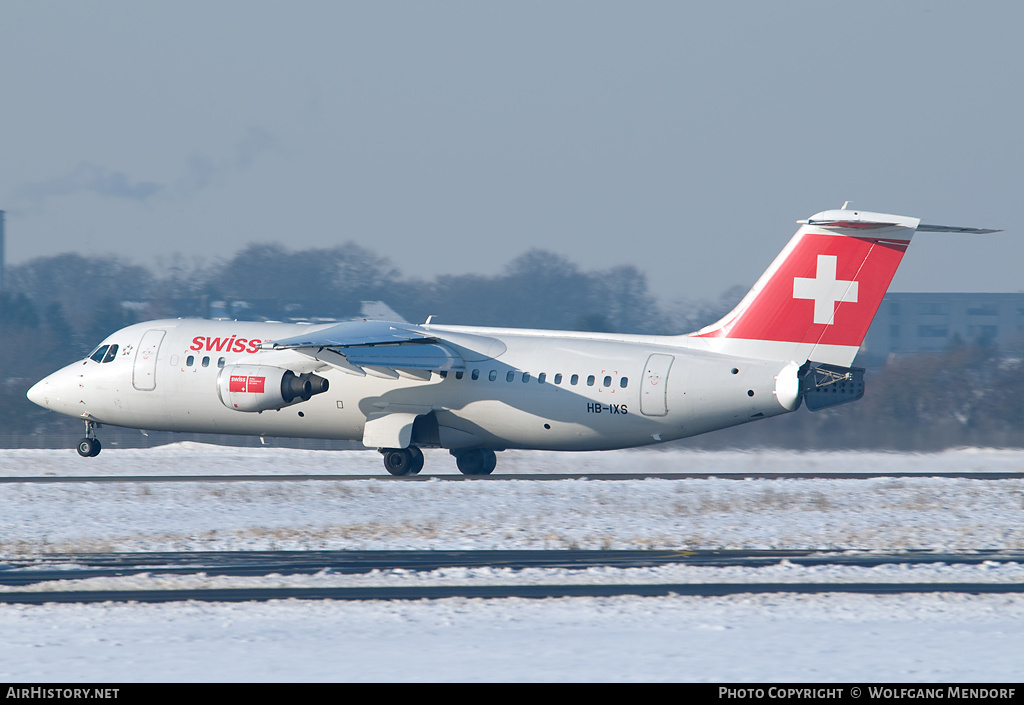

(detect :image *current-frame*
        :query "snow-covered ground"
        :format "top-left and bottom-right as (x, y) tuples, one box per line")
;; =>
(4, 442), (1024, 477)
(1, 445), (1023, 682)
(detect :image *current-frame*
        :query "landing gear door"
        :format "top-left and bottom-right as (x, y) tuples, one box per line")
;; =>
(640, 353), (673, 417)
(133, 329), (166, 391)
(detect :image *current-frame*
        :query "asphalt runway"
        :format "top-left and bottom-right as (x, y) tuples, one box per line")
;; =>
(1, 472), (1022, 483)
(2, 550), (1022, 604)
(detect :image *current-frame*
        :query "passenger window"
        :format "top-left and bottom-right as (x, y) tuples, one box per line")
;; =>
(554, 373), (562, 385)
(471, 369), (480, 380)
(506, 371), (515, 382)
(620, 377), (628, 388)
(186, 355), (195, 366)
(522, 372), (530, 383)
(603, 375), (612, 388)
(538, 373), (546, 384)
(90, 345), (110, 363)
(587, 375), (595, 386)
(455, 371), (464, 380)
(102, 345), (119, 363)
(570, 374), (579, 385)
(218, 358), (226, 368)
(489, 370), (497, 382)
(202, 356), (210, 368)
(439, 371), (448, 379)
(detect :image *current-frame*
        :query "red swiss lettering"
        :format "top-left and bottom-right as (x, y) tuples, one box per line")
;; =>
(205, 337), (229, 352)
(193, 334), (262, 354)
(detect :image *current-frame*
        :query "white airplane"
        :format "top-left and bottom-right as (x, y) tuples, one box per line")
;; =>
(27, 207), (997, 475)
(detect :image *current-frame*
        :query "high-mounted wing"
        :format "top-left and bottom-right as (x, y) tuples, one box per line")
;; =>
(261, 320), (465, 376)
(266, 320), (435, 348)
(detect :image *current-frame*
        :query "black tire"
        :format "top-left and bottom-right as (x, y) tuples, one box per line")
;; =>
(408, 447), (424, 475)
(382, 449), (415, 476)
(89, 438), (102, 457)
(480, 449), (496, 475)
(76, 438), (98, 458)
(455, 449), (497, 476)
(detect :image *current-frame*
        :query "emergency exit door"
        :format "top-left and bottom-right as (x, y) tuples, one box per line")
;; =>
(640, 353), (673, 416)
(132, 329), (165, 391)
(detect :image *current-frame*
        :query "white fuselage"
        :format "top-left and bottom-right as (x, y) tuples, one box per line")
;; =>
(28, 318), (801, 451)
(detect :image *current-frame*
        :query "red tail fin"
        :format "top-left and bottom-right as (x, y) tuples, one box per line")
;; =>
(690, 209), (920, 366)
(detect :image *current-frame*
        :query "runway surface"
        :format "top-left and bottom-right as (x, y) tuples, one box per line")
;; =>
(1, 472), (1021, 483)
(2, 550), (1022, 604)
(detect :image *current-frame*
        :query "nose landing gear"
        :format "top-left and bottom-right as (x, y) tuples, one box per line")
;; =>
(76, 420), (101, 457)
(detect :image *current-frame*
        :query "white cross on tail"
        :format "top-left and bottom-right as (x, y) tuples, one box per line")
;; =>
(792, 254), (858, 325)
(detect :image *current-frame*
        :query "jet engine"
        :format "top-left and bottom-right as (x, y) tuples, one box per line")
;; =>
(217, 364), (329, 413)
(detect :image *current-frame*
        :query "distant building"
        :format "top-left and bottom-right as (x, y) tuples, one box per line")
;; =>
(862, 293), (1024, 358)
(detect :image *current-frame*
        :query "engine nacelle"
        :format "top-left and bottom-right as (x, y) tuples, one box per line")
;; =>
(217, 364), (329, 413)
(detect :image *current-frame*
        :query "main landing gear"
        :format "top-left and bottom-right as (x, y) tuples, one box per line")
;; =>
(451, 449), (497, 476)
(76, 420), (101, 458)
(381, 447), (424, 476)
(378, 447), (498, 476)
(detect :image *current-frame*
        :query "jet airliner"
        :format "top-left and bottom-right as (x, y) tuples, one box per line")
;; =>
(27, 207), (997, 475)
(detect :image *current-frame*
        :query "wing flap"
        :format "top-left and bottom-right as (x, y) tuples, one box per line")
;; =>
(343, 343), (463, 371)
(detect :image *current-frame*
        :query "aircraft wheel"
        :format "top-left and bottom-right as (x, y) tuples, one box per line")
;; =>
(454, 449), (496, 476)
(77, 438), (101, 458)
(408, 447), (424, 475)
(382, 448), (417, 476)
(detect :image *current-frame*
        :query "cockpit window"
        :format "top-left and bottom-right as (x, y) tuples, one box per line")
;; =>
(89, 345), (110, 363)
(102, 345), (119, 363)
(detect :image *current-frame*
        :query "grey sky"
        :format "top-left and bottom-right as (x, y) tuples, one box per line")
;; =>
(2, 1), (1022, 306)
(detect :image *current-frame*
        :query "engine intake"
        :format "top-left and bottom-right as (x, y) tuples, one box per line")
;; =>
(217, 364), (330, 413)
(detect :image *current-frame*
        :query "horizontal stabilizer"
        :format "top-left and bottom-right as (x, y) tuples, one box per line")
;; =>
(917, 224), (1002, 234)
(798, 210), (918, 230)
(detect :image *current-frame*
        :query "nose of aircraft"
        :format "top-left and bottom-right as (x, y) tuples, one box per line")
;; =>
(26, 376), (54, 410)
(26, 365), (79, 412)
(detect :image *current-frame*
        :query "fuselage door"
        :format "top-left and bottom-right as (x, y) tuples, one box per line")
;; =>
(133, 329), (166, 391)
(640, 353), (673, 417)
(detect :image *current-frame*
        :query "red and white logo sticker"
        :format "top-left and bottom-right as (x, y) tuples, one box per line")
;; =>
(229, 375), (266, 393)
(792, 254), (858, 325)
